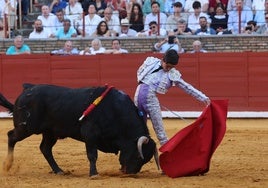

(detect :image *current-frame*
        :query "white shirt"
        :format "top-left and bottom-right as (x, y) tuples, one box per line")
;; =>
(79, 47), (106, 55)
(78, 14), (102, 36)
(144, 12), (167, 31)
(2, 0), (17, 15)
(187, 12), (210, 31)
(29, 30), (50, 39)
(65, 2), (83, 25)
(37, 13), (57, 36)
(102, 15), (120, 34)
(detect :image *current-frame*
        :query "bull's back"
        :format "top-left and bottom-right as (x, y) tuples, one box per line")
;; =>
(13, 84), (93, 135)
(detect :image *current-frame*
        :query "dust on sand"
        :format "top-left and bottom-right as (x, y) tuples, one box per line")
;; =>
(0, 118), (267, 188)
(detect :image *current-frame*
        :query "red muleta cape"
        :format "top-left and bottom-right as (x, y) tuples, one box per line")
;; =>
(159, 100), (228, 178)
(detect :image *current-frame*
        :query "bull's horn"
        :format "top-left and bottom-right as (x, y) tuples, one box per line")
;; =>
(137, 136), (149, 159)
(154, 147), (160, 170)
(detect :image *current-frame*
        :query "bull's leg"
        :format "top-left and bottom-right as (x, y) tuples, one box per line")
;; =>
(40, 132), (64, 174)
(3, 128), (32, 172)
(85, 142), (98, 177)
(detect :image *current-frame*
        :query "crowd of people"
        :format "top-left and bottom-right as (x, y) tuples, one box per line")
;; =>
(1, 0), (268, 38)
(2, 0), (268, 54)
(6, 34), (206, 55)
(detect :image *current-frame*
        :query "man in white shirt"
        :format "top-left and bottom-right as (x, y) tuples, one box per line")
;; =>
(102, 7), (120, 35)
(104, 39), (128, 54)
(144, 1), (167, 31)
(65, 0), (83, 25)
(166, 2), (188, 32)
(29, 19), (51, 39)
(227, 0), (253, 34)
(2, 0), (17, 30)
(165, 0), (186, 15)
(187, 1), (210, 33)
(227, 0), (252, 12)
(78, 4), (102, 37)
(37, 5), (57, 36)
(118, 18), (137, 37)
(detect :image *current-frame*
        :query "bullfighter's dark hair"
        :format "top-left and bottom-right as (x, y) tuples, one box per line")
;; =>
(163, 49), (179, 65)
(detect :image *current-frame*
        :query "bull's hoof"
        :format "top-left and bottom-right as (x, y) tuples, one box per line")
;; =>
(90, 174), (99, 179)
(49, 170), (67, 175)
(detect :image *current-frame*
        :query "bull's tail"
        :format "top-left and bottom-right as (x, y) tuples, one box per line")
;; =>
(0, 93), (14, 113)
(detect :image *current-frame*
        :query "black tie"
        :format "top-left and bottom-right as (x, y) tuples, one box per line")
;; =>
(151, 66), (163, 74)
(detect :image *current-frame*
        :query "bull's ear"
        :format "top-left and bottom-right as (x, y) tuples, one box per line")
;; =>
(23, 83), (35, 90)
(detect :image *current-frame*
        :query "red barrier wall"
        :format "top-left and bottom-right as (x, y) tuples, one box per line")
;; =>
(1, 52), (268, 112)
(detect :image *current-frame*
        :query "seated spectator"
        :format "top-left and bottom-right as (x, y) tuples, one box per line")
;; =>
(53, 9), (69, 33)
(65, 0), (83, 29)
(253, 0), (268, 26)
(78, 4), (102, 37)
(29, 19), (51, 39)
(37, 5), (57, 36)
(51, 40), (79, 55)
(190, 40), (207, 53)
(104, 39), (128, 54)
(102, 7), (120, 35)
(118, 18), (137, 37)
(166, 2), (188, 32)
(2, 0), (17, 36)
(128, 3), (144, 32)
(227, 0), (252, 13)
(243, 20), (258, 34)
(137, 21), (167, 36)
(188, 1), (210, 33)
(142, 0), (165, 15)
(93, 0), (107, 17)
(91, 20), (111, 37)
(184, 0), (209, 13)
(154, 31), (185, 53)
(227, 0), (253, 34)
(79, 38), (106, 55)
(50, 19), (77, 39)
(144, 1), (167, 31)
(210, 3), (229, 35)
(256, 12), (268, 34)
(165, 0), (186, 16)
(208, 0), (228, 15)
(194, 16), (216, 35)
(49, 0), (67, 14)
(174, 19), (193, 35)
(6, 35), (31, 55)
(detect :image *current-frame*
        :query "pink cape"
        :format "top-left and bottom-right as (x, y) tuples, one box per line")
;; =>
(159, 100), (228, 178)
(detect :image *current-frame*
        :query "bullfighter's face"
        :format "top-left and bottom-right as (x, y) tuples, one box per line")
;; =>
(162, 61), (176, 72)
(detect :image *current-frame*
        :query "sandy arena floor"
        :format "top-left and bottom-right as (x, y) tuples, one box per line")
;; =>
(0, 118), (267, 188)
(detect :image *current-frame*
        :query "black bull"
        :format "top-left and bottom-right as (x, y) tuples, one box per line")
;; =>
(0, 84), (159, 177)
